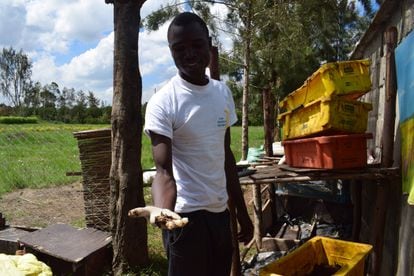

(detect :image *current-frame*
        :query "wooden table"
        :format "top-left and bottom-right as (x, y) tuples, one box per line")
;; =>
(239, 164), (400, 275)
(18, 223), (112, 275)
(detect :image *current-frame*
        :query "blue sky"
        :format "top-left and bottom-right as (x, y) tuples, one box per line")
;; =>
(0, 0), (188, 105)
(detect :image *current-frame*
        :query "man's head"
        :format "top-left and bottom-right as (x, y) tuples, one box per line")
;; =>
(167, 12), (211, 85)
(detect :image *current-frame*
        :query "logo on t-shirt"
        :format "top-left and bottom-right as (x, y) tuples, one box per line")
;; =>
(217, 116), (226, 127)
(217, 109), (230, 127)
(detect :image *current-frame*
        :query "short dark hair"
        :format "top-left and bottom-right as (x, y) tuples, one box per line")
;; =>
(168, 12), (209, 39)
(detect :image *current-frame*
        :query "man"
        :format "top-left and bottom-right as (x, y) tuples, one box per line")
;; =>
(144, 12), (253, 276)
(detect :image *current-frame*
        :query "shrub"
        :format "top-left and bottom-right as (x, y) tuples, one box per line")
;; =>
(0, 116), (38, 124)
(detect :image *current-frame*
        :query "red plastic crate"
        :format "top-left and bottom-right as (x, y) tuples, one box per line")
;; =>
(282, 133), (373, 169)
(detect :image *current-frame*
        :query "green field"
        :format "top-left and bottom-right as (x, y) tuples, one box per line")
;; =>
(0, 123), (264, 195)
(0, 123), (105, 194)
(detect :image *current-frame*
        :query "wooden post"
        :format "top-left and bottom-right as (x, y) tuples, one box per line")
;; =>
(351, 180), (362, 242)
(381, 26), (398, 168)
(253, 183), (263, 249)
(262, 86), (274, 157)
(209, 46), (220, 80)
(209, 46), (241, 276)
(262, 86), (277, 228)
(370, 26), (398, 276)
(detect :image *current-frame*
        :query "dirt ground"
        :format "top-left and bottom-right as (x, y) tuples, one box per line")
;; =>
(0, 182), (254, 230)
(0, 182), (85, 228)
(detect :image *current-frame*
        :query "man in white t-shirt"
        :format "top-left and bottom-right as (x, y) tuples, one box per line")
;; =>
(144, 12), (253, 276)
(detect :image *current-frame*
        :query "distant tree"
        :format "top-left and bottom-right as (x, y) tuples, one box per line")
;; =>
(24, 81), (42, 115)
(0, 47), (32, 111)
(71, 90), (87, 123)
(87, 91), (100, 108)
(297, 0), (379, 63)
(86, 91), (102, 122)
(76, 90), (87, 109)
(40, 82), (59, 108)
(37, 82), (58, 121)
(0, 103), (13, 116)
(56, 87), (75, 122)
(61, 87), (76, 108)
(100, 105), (112, 124)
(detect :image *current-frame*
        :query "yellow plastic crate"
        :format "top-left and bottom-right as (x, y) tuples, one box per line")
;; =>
(260, 236), (372, 276)
(278, 97), (372, 140)
(279, 59), (371, 111)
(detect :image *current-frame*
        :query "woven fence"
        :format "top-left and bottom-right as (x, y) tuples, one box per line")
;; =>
(73, 129), (111, 232)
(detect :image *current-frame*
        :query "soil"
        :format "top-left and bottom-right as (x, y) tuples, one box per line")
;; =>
(0, 182), (85, 228)
(0, 182), (254, 230)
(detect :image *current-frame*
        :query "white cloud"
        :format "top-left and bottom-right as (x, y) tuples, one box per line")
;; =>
(31, 54), (59, 84)
(208, 4), (233, 52)
(0, 6), (26, 48)
(54, 0), (112, 43)
(24, 0), (113, 54)
(1, 0), (174, 105)
(1, 0), (234, 106)
(139, 23), (173, 76)
(32, 32), (114, 104)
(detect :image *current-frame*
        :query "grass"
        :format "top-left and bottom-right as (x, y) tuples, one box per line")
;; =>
(0, 123), (108, 194)
(0, 123), (265, 275)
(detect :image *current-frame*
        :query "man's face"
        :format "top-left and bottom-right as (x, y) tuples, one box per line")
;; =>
(168, 23), (211, 84)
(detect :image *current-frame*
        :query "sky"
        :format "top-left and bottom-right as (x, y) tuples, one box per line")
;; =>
(0, 1), (378, 107)
(0, 0), (229, 106)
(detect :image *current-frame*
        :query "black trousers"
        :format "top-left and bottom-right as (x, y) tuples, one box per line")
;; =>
(163, 209), (233, 276)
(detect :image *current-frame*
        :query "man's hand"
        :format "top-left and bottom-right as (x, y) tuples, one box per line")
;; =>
(128, 206), (188, 230)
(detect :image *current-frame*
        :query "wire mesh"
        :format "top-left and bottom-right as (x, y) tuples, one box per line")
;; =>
(0, 123), (110, 230)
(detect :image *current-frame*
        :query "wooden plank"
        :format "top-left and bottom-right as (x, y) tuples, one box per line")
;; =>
(250, 170), (298, 180)
(240, 167), (400, 185)
(278, 164), (329, 173)
(0, 227), (31, 255)
(18, 224), (112, 263)
(262, 156), (282, 160)
(251, 166), (283, 173)
(275, 223), (300, 240)
(73, 129), (111, 139)
(250, 161), (275, 166)
(260, 237), (300, 252)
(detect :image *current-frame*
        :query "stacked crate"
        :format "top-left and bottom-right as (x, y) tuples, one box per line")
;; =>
(278, 59), (373, 169)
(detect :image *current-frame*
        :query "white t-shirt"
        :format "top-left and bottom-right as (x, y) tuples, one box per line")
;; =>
(144, 74), (238, 213)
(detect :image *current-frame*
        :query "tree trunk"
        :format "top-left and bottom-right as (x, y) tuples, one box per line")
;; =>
(241, 3), (252, 161)
(262, 86), (274, 157)
(109, 0), (148, 274)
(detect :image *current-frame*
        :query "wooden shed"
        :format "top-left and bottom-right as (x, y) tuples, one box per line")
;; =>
(350, 0), (414, 275)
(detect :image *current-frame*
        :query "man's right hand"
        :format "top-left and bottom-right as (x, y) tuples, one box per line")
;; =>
(128, 206), (188, 230)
